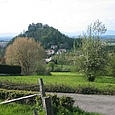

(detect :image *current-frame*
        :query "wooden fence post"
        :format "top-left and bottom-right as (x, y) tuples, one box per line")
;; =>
(39, 78), (54, 115)
(43, 96), (54, 115)
(33, 110), (39, 115)
(39, 78), (46, 97)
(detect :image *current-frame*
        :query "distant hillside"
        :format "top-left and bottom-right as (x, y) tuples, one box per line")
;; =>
(101, 35), (115, 39)
(11, 23), (75, 49)
(0, 37), (12, 42)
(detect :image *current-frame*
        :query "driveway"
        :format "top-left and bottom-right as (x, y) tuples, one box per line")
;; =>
(48, 93), (115, 115)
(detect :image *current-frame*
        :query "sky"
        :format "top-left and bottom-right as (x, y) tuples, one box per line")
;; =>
(0, 0), (115, 37)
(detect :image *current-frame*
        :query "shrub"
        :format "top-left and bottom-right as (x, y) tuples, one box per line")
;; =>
(53, 66), (61, 72)
(48, 94), (75, 115)
(0, 81), (39, 91)
(53, 65), (71, 72)
(35, 61), (51, 75)
(45, 84), (76, 93)
(70, 66), (79, 72)
(47, 62), (55, 71)
(0, 89), (37, 105)
(61, 66), (71, 72)
(76, 84), (101, 94)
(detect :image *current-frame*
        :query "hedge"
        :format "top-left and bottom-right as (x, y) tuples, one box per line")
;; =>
(1, 81), (115, 95)
(0, 65), (21, 75)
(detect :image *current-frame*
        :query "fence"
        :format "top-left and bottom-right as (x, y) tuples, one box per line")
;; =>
(0, 78), (54, 115)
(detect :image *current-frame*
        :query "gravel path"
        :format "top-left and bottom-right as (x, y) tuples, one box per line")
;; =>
(48, 93), (115, 115)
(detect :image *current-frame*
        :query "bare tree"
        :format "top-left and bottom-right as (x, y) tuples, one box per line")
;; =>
(5, 37), (45, 75)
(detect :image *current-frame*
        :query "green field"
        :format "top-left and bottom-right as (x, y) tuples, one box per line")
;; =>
(0, 72), (115, 91)
(0, 72), (110, 115)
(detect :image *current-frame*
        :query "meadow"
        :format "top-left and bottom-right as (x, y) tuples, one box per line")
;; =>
(0, 72), (115, 92)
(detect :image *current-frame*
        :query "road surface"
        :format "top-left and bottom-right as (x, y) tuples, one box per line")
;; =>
(48, 93), (115, 115)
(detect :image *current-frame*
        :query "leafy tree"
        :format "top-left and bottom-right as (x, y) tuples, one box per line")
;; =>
(5, 37), (45, 75)
(77, 20), (107, 81)
(47, 62), (55, 71)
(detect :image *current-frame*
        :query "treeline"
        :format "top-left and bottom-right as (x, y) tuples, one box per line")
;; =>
(10, 23), (78, 50)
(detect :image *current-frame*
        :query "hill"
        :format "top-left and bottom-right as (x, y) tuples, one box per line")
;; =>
(11, 23), (75, 50)
(0, 37), (12, 41)
(101, 35), (115, 39)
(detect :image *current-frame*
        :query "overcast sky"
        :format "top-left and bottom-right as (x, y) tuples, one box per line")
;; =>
(0, 0), (115, 36)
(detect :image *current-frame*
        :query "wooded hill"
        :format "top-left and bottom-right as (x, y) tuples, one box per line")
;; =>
(10, 23), (75, 50)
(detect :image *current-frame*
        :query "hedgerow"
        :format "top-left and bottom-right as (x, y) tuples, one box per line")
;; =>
(0, 81), (115, 95)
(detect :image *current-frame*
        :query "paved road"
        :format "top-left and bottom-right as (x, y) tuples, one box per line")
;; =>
(48, 93), (115, 115)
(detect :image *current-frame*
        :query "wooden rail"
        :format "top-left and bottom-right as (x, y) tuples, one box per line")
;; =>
(0, 94), (40, 104)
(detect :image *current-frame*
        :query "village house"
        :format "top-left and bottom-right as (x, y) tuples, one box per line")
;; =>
(45, 49), (55, 55)
(51, 45), (58, 49)
(56, 49), (66, 54)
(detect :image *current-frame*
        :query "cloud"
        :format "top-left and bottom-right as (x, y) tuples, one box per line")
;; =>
(0, 0), (115, 34)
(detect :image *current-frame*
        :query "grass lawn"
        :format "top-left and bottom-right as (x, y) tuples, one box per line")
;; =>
(0, 102), (45, 115)
(0, 72), (115, 90)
